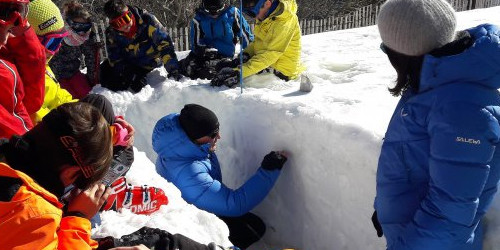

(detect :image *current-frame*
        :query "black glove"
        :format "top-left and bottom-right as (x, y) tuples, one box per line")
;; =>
(261, 151), (287, 171)
(168, 69), (184, 81)
(371, 210), (383, 237)
(240, 52), (251, 63)
(129, 76), (147, 93)
(211, 67), (239, 88)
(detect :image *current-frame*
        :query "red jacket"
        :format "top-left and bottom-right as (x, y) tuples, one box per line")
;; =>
(0, 28), (45, 138)
(0, 59), (33, 138)
(0, 28), (46, 114)
(0, 162), (98, 249)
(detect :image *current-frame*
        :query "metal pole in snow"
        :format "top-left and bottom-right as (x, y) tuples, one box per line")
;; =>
(239, 0), (244, 94)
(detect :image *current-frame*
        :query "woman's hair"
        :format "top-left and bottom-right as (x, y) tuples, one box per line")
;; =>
(41, 102), (113, 189)
(104, 0), (127, 19)
(63, 0), (91, 22)
(383, 44), (424, 96)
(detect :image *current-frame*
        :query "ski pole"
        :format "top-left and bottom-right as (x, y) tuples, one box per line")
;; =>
(239, 0), (244, 94)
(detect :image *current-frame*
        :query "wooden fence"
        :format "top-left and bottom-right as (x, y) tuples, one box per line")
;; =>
(97, 0), (500, 52)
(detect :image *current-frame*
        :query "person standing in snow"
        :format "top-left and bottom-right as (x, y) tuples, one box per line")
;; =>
(0, 102), (113, 249)
(372, 0), (500, 249)
(0, 0), (46, 138)
(152, 104), (287, 249)
(180, 0), (253, 80)
(100, 0), (182, 93)
(211, 0), (302, 88)
(49, 0), (101, 99)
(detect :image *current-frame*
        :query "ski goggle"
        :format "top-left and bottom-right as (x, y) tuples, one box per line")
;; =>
(38, 30), (68, 53)
(109, 10), (132, 29)
(242, 0), (266, 18)
(66, 18), (92, 34)
(203, 3), (224, 15)
(0, 2), (28, 27)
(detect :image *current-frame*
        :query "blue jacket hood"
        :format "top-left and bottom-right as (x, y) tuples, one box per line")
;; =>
(420, 24), (500, 92)
(152, 113), (211, 162)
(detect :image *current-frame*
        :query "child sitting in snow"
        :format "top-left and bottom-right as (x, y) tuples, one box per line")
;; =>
(179, 0), (253, 80)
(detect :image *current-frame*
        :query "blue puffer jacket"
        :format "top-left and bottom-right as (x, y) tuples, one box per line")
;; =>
(190, 6), (253, 58)
(375, 24), (500, 250)
(106, 6), (179, 74)
(152, 114), (280, 217)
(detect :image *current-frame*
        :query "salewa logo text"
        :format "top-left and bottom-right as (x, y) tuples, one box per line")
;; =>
(129, 200), (158, 214)
(456, 137), (481, 145)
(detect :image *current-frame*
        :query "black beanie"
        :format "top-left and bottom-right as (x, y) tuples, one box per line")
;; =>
(80, 94), (116, 124)
(179, 104), (219, 141)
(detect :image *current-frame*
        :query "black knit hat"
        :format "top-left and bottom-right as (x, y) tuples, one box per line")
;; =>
(179, 104), (219, 141)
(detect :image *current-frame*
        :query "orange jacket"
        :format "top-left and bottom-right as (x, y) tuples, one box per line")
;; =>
(0, 162), (98, 249)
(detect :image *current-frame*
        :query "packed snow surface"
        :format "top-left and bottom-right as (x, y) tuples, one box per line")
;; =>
(92, 6), (500, 250)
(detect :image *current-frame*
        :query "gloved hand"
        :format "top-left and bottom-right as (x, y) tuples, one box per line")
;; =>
(211, 67), (239, 88)
(9, 19), (30, 37)
(261, 151), (287, 171)
(168, 69), (183, 81)
(129, 76), (147, 93)
(371, 210), (383, 237)
(239, 52), (251, 63)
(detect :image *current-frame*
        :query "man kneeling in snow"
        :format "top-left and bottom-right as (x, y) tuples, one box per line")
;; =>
(153, 104), (288, 249)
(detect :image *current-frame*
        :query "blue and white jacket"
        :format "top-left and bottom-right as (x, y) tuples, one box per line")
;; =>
(190, 6), (253, 58)
(152, 114), (280, 217)
(375, 24), (500, 250)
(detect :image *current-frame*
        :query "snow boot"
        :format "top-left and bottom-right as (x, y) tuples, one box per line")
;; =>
(101, 176), (168, 215)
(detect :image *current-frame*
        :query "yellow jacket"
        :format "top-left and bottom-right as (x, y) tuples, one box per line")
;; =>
(0, 162), (98, 249)
(33, 66), (77, 124)
(243, 0), (303, 79)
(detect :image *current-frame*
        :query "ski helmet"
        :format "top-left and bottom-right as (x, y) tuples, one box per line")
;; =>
(242, 0), (267, 18)
(202, 0), (225, 15)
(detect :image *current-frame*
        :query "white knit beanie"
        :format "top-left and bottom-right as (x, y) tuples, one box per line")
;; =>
(378, 0), (457, 56)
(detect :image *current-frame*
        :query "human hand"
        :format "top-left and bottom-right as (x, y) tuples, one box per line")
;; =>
(168, 69), (183, 81)
(115, 116), (135, 147)
(65, 183), (111, 220)
(211, 67), (239, 88)
(9, 20), (30, 37)
(109, 245), (150, 250)
(261, 151), (288, 171)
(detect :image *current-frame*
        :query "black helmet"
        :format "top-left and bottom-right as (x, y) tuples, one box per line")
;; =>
(202, 0), (225, 15)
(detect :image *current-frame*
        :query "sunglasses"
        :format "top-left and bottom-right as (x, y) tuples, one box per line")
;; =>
(243, 0), (266, 18)
(110, 10), (132, 29)
(209, 129), (219, 139)
(0, 2), (28, 27)
(66, 18), (92, 34)
(38, 31), (68, 53)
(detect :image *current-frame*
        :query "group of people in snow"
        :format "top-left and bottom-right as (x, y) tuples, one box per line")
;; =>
(1, 0), (500, 249)
(0, 0), (296, 249)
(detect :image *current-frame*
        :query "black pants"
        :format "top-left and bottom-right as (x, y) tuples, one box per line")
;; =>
(217, 213), (266, 249)
(100, 60), (152, 92)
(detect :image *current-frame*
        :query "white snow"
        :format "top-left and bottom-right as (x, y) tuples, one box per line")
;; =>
(91, 7), (500, 250)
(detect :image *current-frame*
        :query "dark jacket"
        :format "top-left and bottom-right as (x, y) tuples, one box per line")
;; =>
(375, 24), (500, 250)
(49, 31), (99, 85)
(105, 6), (179, 74)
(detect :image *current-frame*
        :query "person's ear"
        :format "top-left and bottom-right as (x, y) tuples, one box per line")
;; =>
(265, 0), (273, 8)
(59, 165), (81, 187)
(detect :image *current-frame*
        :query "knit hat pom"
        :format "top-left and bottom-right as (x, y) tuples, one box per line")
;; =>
(28, 0), (65, 36)
(377, 0), (457, 56)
